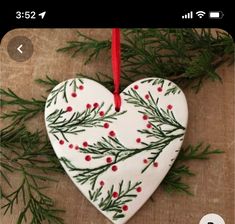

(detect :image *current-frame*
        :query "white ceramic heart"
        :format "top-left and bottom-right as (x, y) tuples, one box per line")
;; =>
(45, 77), (188, 224)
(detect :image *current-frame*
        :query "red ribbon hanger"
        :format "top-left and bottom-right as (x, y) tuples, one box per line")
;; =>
(112, 28), (121, 112)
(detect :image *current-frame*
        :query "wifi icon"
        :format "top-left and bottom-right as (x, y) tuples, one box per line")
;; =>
(196, 11), (206, 18)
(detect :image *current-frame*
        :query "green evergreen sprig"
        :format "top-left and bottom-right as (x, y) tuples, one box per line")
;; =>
(57, 31), (111, 65)
(57, 29), (234, 92)
(162, 143), (224, 195)
(0, 89), (45, 122)
(36, 75), (60, 92)
(0, 123), (64, 223)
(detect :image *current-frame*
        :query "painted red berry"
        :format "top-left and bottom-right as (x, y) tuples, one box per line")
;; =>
(145, 94), (150, 100)
(79, 85), (84, 90)
(106, 157), (112, 163)
(157, 87), (163, 92)
(75, 145), (79, 150)
(136, 138), (141, 143)
(83, 141), (88, 147)
(136, 187), (142, 193)
(100, 180), (105, 186)
(167, 104), (173, 110)
(122, 205), (128, 211)
(85, 155), (91, 161)
(59, 140), (64, 145)
(143, 159), (148, 164)
(112, 192), (119, 198)
(153, 162), (158, 167)
(69, 144), (73, 149)
(93, 103), (99, 108)
(86, 104), (91, 109)
(66, 106), (73, 112)
(71, 92), (77, 97)
(103, 123), (109, 129)
(147, 123), (152, 129)
(109, 131), (116, 137)
(143, 114), (148, 120)
(111, 165), (118, 172)
(99, 111), (105, 117)
(134, 85), (139, 90)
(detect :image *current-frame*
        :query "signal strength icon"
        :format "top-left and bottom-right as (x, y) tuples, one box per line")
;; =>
(182, 11), (193, 19)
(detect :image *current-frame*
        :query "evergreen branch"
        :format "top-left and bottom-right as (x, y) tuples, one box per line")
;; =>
(58, 29), (234, 92)
(177, 143), (224, 160)
(35, 75), (59, 92)
(0, 89), (45, 122)
(1, 166), (64, 224)
(0, 124), (64, 223)
(161, 143), (224, 194)
(57, 31), (111, 64)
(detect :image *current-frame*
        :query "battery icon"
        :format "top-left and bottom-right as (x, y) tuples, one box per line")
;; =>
(209, 11), (224, 19)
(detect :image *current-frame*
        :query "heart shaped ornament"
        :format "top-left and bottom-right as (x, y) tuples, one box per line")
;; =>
(45, 77), (188, 224)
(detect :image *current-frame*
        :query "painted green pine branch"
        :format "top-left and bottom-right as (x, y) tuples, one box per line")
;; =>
(60, 132), (183, 189)
(138, 77), (164, 86)
(102, 181), (141, 220)
(45, 77), (85, 108)
(60, 157), (109, 190)
(138, 122), (167, 139)
(46, 80), (69, 107)
(89, 185), (103, 202)
(91, 180), (141, 220)
(123, 88), (185, 131)
(141, 134), (184, 173)
(79, 136), (128, 157)
(140, 78), (181, 96)
(46, 104), (126, 141)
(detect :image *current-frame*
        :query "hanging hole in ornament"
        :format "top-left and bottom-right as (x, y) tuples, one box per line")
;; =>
(113, 92), (121, 112)
(115, 107), (120, 112)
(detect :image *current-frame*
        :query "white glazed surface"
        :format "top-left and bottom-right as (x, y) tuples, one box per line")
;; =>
(45, 78), (188, 224)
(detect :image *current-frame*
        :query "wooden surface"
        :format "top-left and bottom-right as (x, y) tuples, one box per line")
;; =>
(0, 29), (234, 224)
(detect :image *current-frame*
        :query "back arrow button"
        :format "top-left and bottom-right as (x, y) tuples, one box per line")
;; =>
(17, 44), (23, 54)
(7, 36), (33, 62)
